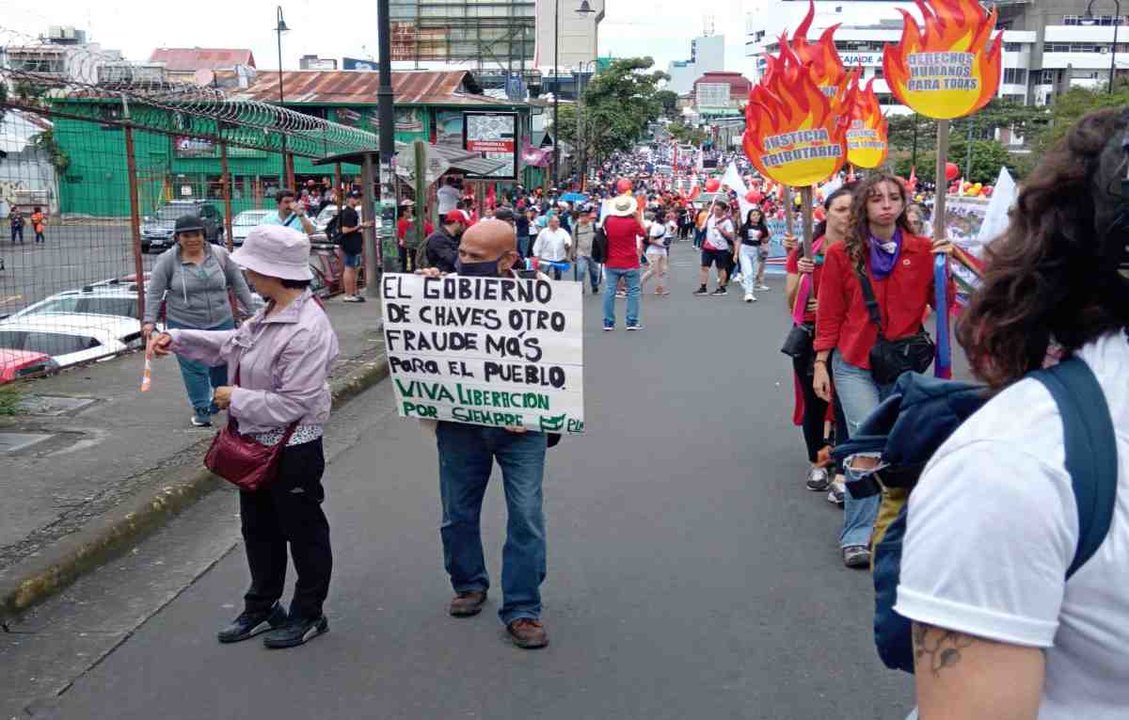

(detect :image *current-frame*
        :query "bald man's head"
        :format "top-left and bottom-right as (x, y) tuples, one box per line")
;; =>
(456, 218), (520, 276)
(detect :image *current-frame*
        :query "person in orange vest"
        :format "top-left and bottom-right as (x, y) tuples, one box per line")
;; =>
(31, 206), (46, 244)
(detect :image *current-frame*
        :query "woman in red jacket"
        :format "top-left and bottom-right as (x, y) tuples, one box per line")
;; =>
(812, 173), (948, 568)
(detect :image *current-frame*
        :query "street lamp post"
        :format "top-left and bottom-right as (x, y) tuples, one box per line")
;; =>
(1084, 0), (1122, 94)
(275, 6), (290, 186)
(573, 1), (597, 190)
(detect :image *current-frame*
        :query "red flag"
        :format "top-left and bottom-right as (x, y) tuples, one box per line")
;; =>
(908, 166), (918, 192)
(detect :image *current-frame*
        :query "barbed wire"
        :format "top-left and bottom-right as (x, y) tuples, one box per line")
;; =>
(0, 25), (379, 157)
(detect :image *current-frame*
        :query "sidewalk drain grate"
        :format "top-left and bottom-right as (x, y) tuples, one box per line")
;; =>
(0, 432), (55, 454)
(16, 395), (97, 417)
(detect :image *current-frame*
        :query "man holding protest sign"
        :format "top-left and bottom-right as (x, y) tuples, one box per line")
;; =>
(384, 219), (583, 650)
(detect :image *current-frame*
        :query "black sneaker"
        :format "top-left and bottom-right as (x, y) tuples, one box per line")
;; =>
(263, 614), (329, 649)
(710, 287), (728, 296)
(217, 602), (287, 644)
(693, 286), (709, 296)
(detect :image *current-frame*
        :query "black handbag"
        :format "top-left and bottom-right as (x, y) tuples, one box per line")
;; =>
(780, 322), (814, 359)
(856, 268), (935, 386)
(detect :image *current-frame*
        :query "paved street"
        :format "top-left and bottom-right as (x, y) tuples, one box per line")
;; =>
(1, 244), (912, 719)
(0, 223), (153, 315)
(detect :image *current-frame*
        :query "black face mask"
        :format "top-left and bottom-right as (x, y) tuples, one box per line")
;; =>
(456, 256), (505, 277)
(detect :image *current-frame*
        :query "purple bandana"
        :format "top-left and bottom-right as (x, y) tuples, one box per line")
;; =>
(869, 228), (903, 280)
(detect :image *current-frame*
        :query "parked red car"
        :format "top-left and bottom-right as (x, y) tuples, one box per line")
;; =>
(0, 348), (59, 384)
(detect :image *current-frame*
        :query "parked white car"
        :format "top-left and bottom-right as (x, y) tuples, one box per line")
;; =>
(232, 210), (273, 246)
(0, 314), (142, 369)
(6, 285), (143, 323)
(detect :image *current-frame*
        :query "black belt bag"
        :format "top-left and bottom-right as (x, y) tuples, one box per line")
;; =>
(780, 321), (814, 359)
(856, 268), (935, 386)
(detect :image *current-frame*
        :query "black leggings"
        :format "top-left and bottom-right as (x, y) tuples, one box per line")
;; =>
(792, 356), (850, 468)
(793, 356), (828, 464)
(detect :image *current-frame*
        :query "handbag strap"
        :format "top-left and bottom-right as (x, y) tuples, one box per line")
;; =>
(854, 266), (886, 340)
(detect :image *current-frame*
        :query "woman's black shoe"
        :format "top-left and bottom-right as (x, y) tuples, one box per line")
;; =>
(217, 602), (287, 644)
(263, 614), (329, 649)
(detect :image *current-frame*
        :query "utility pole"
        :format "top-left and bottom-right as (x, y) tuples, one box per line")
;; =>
(374, 0), (398, 292)
(552, 0), (560, 187)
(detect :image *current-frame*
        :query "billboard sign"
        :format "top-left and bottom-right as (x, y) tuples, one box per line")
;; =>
(463, 112), (518, 179)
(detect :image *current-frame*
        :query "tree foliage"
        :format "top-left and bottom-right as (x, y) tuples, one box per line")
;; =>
(1030, 84), (1129, 155)
(553, 57), (669, 168)
(668, 122), (708, 146)
(653, 90), (680, 119)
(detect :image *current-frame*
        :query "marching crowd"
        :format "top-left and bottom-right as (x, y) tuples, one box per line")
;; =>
(136, 108), (1129, 718)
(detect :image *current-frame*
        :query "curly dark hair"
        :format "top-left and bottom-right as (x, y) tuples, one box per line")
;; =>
(958, 107), (1129, 388)
(845, 173), (914, 268)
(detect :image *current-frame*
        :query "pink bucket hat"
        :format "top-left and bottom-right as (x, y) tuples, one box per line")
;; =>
(231, 224), (313, 281)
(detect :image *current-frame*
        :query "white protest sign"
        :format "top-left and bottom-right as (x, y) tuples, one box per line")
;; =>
(380, 273), (585, 434)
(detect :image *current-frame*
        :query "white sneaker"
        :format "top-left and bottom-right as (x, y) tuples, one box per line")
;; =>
(827, 480), (846, 506)
(743, 292), (756, 303)
(755, 284), (771, 292)
(733, 273), (744, 284)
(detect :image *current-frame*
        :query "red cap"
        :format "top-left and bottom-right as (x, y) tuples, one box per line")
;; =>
(444, 210), (466, 224)
(616, 178), (633, 194)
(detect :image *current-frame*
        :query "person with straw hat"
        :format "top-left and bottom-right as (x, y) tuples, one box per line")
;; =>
(149, 224), (340, 650)
(599, 191), (645, 331)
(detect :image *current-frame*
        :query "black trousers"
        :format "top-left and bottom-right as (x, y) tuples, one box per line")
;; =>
(239, 438), (332, 619)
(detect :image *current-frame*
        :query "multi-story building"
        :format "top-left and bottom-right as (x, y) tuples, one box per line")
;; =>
(746, 0), (1126, 111)
(3, 26), (122, 86)
(667, 34), (726, 96)
(534, 0), (605, 70)
(148, 48), (257, 86)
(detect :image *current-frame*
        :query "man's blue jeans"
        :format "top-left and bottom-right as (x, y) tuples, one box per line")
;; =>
(603, 267), (641, 328)
(168, 318), (234, 418)
(574, 255), (601, 292)
(831, 350), (891, 549)
(436, 422), (548, 624)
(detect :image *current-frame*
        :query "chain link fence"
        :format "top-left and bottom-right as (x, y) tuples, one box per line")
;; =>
(0, 46), (378, 378)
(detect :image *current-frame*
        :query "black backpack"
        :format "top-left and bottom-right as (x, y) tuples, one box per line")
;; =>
(324, 213), (342, 245)
(591, 226), (608, 264)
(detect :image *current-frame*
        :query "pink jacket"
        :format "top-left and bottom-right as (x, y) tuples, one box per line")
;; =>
(169, 291), (339, 434)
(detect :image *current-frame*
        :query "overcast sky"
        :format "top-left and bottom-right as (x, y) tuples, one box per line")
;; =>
(3, 0), (754, 78)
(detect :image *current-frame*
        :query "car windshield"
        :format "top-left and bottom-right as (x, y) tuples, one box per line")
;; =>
(154, 206), (195, 221)
(235, 212), (269, 226)
(316, 206), (338, 224)
(23, 331), (100, 356)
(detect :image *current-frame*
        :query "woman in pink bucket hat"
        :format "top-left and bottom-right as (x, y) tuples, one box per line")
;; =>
(150, 224), (340, 650)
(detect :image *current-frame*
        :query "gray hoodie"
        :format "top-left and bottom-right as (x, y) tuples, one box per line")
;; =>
(143, 244), (257, 328)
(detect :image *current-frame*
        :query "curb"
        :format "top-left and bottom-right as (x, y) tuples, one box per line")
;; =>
(0, 352), (389, 625)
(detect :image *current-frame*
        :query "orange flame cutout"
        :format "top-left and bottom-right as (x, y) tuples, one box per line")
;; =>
(743, 54), (848, 188)
(845, 77), (889, 169)
(883, 0), (1002, 119)
(790, 0), (848, 99)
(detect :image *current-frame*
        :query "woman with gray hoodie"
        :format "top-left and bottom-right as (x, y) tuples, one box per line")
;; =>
(143, 215), (256, 427)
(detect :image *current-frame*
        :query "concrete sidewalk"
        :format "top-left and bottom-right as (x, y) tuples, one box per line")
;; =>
(0, 294), (388, 622)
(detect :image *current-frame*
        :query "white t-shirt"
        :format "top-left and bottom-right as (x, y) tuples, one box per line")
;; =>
(897, 331), (1129, 719)
(645, 221), (667, 255)
(533, 227), (571, 262)
(705, 216), (734, 251)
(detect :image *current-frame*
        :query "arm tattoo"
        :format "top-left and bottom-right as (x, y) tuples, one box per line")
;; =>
(913, 624), (976, 677)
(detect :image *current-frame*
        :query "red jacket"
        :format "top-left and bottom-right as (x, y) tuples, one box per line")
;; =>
(814, 233), (937, 369)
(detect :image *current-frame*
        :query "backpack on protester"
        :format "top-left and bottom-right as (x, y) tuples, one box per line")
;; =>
(832, 359), (1118, 674)
(324, 213), (343, 246)
(591, 225), (608, 264)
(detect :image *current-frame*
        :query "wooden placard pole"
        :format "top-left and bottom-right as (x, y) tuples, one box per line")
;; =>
(783, 185), (795, 238)
(800, 185), (814, 259)
(933, 120), (950, 243)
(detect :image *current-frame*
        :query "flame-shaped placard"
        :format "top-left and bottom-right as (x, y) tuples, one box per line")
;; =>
(744, 54), (848, 188)
(845, 77), (889, 169)
(883, 0), (1002, 119)
(790, 0), (848, 100)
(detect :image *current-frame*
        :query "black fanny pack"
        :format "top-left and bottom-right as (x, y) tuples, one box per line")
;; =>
(856, 268), (935, 386)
